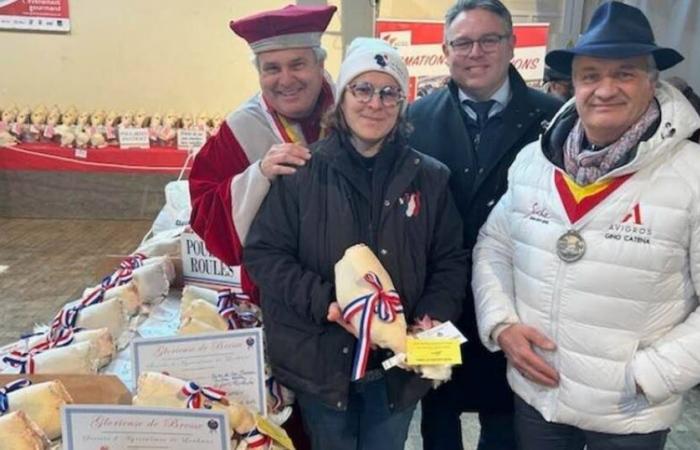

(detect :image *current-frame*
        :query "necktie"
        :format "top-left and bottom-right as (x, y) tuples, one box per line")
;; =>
(463, 99), (496, 129)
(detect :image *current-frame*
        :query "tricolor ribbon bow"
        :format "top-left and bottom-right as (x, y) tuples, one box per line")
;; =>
(181, 381), (228, 409)
(244, 429), (272, 449)
(217, 290), (261, 330)
(49, 253), (146, 337)
(342, 271), (403, 381)
(0, 378), (32, 415)
(2, 328), (78, 374)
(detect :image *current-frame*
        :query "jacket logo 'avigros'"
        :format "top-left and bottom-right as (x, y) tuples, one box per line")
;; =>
(605, 203), (652, 244)
(622, 203), (642, 225)
(398, 191), (421, 218)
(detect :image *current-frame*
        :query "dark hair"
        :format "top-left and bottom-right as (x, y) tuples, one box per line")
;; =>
(444, 0), (513, 37)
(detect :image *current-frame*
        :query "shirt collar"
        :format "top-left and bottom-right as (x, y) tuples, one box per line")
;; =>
(458, 77), (511, 119)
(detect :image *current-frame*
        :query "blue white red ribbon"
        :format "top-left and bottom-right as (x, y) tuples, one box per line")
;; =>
(49, 253), (147, 337)
(2, 328), (78, 374)
(217, 290), (260, 330)
(245, 429), (272, 449)
(342, 271), (403, 381)
(0, 379), (32, 414)
(265, 377), (284, 412)
(180, 381), (227, 409)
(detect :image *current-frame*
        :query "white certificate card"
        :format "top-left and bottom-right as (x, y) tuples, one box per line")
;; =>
(61, 405), (230, 450)
(132, 329), (266, 415)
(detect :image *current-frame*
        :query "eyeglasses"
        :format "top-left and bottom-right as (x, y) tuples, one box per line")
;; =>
(448, 33), (510, 55)
(346, 82), (405, 107)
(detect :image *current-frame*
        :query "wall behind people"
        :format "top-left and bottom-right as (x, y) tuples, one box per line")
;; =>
(378, 0), (572, 51)
(0, 0), (343, 113)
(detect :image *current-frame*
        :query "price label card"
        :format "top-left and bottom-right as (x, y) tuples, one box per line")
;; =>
(415, 321), (468, 344)
(177, 129), (208, 151)
(61, 405), (230, 450)
(181, 230), (241, 289)
(406, 337), (462, 366)
(132, 329), (266, 415)
(118, 127), (150, 149)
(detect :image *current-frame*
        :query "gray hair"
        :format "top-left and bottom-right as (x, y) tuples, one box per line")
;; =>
(646, 55), (659, 83)
(252, 46), (327, 72)
(444, 0), (513, 40)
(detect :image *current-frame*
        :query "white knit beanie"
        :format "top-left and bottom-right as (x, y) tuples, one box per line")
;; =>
(336, 37), (409, 108)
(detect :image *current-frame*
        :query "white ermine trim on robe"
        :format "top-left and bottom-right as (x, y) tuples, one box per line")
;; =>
(231, 162), (271, 244)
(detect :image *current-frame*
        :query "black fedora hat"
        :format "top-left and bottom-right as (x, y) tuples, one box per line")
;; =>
(546, 1), (683, 75)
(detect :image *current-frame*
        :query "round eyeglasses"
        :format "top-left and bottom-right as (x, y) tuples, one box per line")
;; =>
(346, 82), (405, 107)
(448, 33), (510, 55)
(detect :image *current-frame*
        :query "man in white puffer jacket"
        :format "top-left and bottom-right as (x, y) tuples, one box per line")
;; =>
(472, 2), (700, 449)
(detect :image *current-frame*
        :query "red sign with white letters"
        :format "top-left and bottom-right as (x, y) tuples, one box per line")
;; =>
(0, 0), (70, 32)
(376, 19), (550, 101)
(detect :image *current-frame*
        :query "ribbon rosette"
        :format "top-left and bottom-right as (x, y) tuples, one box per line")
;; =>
(0, 378), (32, 414)
(217, 290), (261, 330)
(49, 253), (146, 337)
(341, 271), (403, 381)
(181, 381), (228, 409)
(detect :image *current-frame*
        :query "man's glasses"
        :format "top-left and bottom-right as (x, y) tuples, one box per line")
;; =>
(346, 82), (404, 107)
(448, 33), (510, 55)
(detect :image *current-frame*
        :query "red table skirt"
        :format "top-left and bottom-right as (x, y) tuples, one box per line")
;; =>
(1, 143), (192, 174)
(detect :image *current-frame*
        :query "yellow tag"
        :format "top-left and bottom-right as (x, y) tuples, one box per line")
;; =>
(406, 337), (462, 365)
(255, 415), (295, 450)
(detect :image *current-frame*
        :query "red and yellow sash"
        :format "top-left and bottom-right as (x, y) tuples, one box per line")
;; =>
(554, 170), (631, 224)
(262, 80), (333, 145)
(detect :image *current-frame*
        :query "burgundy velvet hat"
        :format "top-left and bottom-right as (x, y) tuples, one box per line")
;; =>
(230, 4), (337, 54)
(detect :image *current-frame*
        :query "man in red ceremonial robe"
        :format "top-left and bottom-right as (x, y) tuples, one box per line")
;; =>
(188, 4), (337, 299)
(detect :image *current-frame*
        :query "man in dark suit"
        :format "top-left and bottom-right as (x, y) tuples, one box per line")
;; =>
(407, 1), (562, 449)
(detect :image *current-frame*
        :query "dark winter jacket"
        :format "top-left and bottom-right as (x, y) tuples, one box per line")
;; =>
(407, 66), (563, 412)
(244, 131), (467, 412)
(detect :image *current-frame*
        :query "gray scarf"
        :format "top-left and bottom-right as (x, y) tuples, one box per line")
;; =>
(563, 100), (660, 185)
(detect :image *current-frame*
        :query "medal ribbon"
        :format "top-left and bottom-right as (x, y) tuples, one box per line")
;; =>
(342, 272), (403, 381)
(217, 290), (260, 330)
(49, 253), (146, 337)
(181, 381), (227, 409)
(0, 379), (32, 414)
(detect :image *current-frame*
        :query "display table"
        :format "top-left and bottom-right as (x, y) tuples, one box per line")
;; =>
(0, 143), (191, 220)
(0, 143), (192, 175)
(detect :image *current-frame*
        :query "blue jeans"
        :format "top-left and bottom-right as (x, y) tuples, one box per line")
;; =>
(296, 377), (416, 450)
(514, 395), (669, 450)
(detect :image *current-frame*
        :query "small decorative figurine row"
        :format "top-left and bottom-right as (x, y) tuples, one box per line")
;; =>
(0, 105), (225, 148)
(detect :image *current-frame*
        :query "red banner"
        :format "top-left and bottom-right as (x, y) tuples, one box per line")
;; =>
(0, 0), (70, 32)
(376, 19), (550, 101)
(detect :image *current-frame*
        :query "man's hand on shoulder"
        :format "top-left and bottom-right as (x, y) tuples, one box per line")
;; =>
(497, 323), (560, 388)
(260, 143), (311, 180)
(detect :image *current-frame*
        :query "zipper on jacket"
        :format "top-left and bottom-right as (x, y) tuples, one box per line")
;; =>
(547, 255), (568, 417)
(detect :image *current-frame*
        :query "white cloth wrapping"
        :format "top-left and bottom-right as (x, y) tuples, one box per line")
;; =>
(181, 284), (220, 308)
(334, 244), (407, 355)
(2, 341), (100, 375)
(178, 316), (220, 335)
(132, 372), (256, 435)
(180, 299), (228, 331)
(6, 380), (74, 440)
(132, 256), (174, 304)
(0, 411), (51, 450)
